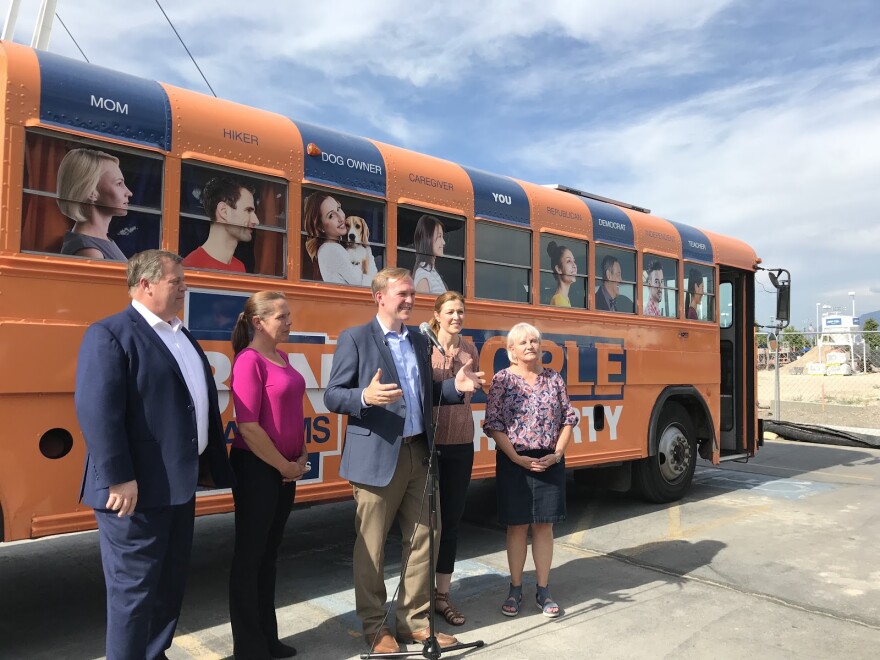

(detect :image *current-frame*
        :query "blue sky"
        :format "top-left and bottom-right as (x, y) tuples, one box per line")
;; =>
(7, 0), (880, 329)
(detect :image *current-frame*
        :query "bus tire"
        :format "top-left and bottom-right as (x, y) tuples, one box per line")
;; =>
(633, 402), (697, 503)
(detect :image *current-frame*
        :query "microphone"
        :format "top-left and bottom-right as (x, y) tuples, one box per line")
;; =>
(418, 322), (445, 356)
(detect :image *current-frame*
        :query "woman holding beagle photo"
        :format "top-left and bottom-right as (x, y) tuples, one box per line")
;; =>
(303, 191), (377, 286)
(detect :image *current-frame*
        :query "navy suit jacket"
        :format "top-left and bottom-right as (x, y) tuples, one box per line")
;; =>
(323, 318), (462, 487)
(595, 286), (634, 313)
(75, 305), (234, 510)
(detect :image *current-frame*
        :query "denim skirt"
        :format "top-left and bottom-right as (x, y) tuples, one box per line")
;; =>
(496, 448), (566, 525)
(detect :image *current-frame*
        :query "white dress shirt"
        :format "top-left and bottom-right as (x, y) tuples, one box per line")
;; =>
(131, 300), (209, 455)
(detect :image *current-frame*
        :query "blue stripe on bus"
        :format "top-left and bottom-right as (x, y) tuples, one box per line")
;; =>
(296, 121), (386, 197)
(583, 198), (634, 247)
(36, 50), (171, 151)
(462, 166), (530, 226)
(668, 220), (714, 263)
(187, 291), (244, 339)
(186, 291), (330, 344)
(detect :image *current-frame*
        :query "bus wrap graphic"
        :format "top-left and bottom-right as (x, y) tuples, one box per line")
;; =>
(188, 291), (628, 483)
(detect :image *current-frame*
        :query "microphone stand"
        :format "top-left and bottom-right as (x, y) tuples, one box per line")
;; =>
(362, 338), (485, 660)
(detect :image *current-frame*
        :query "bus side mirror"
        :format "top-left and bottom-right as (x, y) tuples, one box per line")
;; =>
(775, 281), (790, 324)
(767, 269), (791, 327)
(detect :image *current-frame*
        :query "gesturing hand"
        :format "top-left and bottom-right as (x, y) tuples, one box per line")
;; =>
(454, 358), (485, 393)
(106, 479), (138, 517)
(363, 368), (403, 406)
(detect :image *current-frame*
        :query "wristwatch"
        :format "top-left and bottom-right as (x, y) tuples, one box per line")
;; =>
(554, 453), (562, 464)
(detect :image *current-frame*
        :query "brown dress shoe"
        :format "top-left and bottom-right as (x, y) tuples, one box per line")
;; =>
(365, 627), (400, 653)
(398, 628), (459, 648)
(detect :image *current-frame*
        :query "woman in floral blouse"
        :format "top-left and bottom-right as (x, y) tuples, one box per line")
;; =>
(484, 322), (577, 619)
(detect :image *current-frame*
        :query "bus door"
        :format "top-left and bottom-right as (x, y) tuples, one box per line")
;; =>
(719, 267), (756, 458)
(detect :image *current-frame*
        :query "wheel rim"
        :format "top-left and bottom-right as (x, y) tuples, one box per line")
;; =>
(657, 423), (692, 484)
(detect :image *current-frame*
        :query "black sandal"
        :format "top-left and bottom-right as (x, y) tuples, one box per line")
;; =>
(536, 584), (561, 618)
(435, 591), (466, 626)
(501, 583), (523, 617)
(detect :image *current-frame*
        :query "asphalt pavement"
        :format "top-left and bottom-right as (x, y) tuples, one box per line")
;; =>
(2, 438), (879, 659)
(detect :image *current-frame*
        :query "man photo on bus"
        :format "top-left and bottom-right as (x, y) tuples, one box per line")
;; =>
(74, 249), (234, 660)
(323, 267), (483, 654)
(644, 260), (664, 317)
(182, 176), (259, 272)
(595, 254), (633, 312)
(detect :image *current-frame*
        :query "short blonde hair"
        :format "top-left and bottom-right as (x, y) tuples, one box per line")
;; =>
(56, 148), (119, 224)
(506, 322), (541, 364)
(372, 267), (412, 297)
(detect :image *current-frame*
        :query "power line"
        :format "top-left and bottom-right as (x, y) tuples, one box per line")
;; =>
(55, 13), (88, 62)
(154, 0), (217, 97)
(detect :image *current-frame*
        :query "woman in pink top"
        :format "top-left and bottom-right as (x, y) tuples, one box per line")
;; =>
(229, 291), (306, 660)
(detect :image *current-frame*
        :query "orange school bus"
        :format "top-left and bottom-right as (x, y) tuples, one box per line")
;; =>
(0, 41), (764, 543)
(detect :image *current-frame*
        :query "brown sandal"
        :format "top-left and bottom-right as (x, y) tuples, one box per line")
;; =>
(434, 591), (466, 626)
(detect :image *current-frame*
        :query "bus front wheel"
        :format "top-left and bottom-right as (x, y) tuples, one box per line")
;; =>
(634, 402), (697, 503)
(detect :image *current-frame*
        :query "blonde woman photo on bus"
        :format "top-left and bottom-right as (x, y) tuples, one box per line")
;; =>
(484, 323), (577, 619)
(303, 190), (376, 286)
(428, 291), (479, 626)
(56, 148), (132, 261)
(412, 214), (448, 294)
(229, 291), (307, 659)
(546, 240), (576, 307)
(686, 268), (704, 320)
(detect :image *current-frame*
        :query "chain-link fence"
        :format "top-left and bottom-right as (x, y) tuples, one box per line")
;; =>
(757, 331), (880, 429)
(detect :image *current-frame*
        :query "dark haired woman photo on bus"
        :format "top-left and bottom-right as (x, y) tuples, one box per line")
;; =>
(484, 323), (577, 619)
(685, 268), (704, 320)
(412, 214), (448, 294)
(303, 191), (376, 286)
(229, 291), (307, 660)
(546, 241), (576, 307)
(56, 148), (132, 260)
(428, 291), (479, 626)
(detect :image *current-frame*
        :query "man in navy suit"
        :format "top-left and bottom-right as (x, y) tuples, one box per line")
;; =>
(75, 249), (234, 660)
(324, 267), (483, 653)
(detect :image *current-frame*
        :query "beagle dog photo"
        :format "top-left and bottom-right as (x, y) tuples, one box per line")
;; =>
(344, 215), (371, 275)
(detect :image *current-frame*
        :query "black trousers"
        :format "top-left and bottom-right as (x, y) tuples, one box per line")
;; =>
(435, 443), (474, 575)
(229, 448), (296, 660)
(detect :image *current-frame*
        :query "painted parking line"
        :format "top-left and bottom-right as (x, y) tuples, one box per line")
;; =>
(693, 470), (836, 500)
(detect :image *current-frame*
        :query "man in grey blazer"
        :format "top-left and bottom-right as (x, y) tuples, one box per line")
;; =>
(324, 267), (483, 653)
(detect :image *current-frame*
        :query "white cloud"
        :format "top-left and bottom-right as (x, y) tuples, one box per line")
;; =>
(6, 0), (878, 320)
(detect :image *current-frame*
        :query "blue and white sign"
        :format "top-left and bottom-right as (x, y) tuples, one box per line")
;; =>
(462, 166), (530, 226)
(37, 50), (171, 150)
(669, 220), (714, 263)
(584, 198), (634, 247)
(297, 121), (386, 197)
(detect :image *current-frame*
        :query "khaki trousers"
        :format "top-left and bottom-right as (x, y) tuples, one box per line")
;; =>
(351, 438), (440, 636)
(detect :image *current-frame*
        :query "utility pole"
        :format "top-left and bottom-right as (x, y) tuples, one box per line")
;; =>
(31, 0), (57, 50)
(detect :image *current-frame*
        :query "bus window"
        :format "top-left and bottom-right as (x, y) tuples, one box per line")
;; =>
(594, 246), (636, 313)
(685, 263), (716, 322)
(720, 281), (733, 328)
(642, 256), (678, 318)
(397, 208), (465, 295)
(475, 221), (531, 303)
(540, 234), (588, 308)
(179, 164), (287, 277)
(21, 131), (163, 260)
(300, 186), (385, 286)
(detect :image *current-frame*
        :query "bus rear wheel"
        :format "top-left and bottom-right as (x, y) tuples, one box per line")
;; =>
(634, 402), (697, 503)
